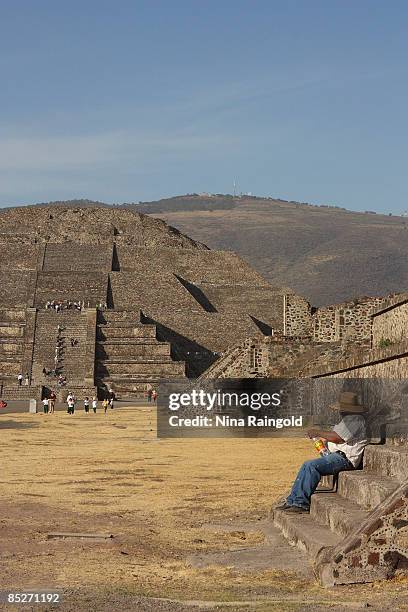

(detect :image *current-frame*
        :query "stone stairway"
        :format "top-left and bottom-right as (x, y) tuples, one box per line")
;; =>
(31, 310), (88, 387)
(96, 310), (185, 398)
(272, 442), (408, 585)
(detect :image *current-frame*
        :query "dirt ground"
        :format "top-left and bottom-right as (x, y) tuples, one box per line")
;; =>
(0, 406), (407, 611)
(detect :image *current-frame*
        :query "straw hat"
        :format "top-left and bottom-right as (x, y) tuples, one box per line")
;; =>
(330, 391), (367, 414)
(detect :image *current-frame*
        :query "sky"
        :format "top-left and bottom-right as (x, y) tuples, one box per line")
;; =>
(0, 0), (408, 213)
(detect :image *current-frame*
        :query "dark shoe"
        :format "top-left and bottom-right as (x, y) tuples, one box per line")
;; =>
(282, 505), (309, 513)
(276, 502), (292, 510)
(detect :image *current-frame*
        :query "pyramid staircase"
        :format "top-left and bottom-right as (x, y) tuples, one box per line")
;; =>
(272, 441), (408, 585)
(95, 310), (185, 398)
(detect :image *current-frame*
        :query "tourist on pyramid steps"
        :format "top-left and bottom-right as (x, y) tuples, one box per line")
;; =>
(103, 398), (109, 415)
(17, 373), (23, 387)
(108, 388), (115, 409)
(152, 389), (158, 402)
(57, 374), (66, 386)
(24, 373), (29, 386)
(84, 397), (90, 413)
(49, 391), (56, 414)
(42, 397), (49, 415)
(146, 383), (153, 403)
(92, 397), (97, 414)
(278, 392), (368, 514)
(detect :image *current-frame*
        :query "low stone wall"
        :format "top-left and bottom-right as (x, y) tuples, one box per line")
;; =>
(307, 339), (408, 379)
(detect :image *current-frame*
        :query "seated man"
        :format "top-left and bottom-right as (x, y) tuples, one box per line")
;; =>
(280, 392), (368, 514)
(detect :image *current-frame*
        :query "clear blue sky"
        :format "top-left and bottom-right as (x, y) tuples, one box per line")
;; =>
(1, 0), (407, 213)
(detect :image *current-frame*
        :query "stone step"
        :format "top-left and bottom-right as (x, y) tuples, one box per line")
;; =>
(273, 507), (341, 558)
(97, 357), (175, 365)
(97, 338), (164, 345)
(97, 322), (154, 329)
(99, 373), (183, 382)
(97, 328), (157, 339)
(99, 312), (142, 323)
(0, 322), (25, 328)
(310, 491), (369, 538)
(363, 444), (408, 483)
(337, 471), (399, 510)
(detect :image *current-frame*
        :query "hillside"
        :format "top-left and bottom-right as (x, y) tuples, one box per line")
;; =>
(128, 195), (408, 306)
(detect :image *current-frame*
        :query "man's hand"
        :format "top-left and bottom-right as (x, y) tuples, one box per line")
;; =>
(307, 428), (345, 444)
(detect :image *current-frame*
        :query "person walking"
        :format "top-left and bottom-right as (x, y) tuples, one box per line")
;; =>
(103, 398), (109, 415)
(42, 396), (49, 415)
(92, 396), (97, 414)
(109, 389), (115, 410)
(67, 393), (75, 415)
(152, 389), (157, 402)
(146, 383), (153, 403)
(84, 396), (90, 413)
(17, 373), (23, 386)
(49, 391), (56, 414)
(24, 372), (29, 386)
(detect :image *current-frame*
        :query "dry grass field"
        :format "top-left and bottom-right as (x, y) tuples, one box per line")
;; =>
(0, 406), (407, 611)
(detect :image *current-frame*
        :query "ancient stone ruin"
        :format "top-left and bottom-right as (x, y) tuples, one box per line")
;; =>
(0, 205), (290, 400)
(0, 203), (406, 585)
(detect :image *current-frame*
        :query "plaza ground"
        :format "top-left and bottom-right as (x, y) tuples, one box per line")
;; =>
(0, 406), (407, 611)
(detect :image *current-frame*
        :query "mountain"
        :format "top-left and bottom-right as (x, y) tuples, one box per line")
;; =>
(127, 195), (408, 306)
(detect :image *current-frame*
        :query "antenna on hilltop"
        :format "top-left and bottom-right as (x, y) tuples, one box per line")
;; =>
(233, 179), (237, 197)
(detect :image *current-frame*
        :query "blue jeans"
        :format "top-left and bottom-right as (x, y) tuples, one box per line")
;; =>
(286, 452), (353, 510)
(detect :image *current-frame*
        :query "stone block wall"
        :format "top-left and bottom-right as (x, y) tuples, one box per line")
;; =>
(284, 295), (385, 344)
(42, 243), (113, 271)
(34, 272), (108, 307)
(284, 294), (313, 337)
(308, 341), (408, 440)
(0, 240), (40, 270)
(110, 270), (201, 312)
(0, 271), (37, 307)
(203, 286), (284, 329)
(313, 297), (384, 343)
(115, 246), (269, 285)
(308, 340), (408, 380)
(372, 297), (408, 347)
